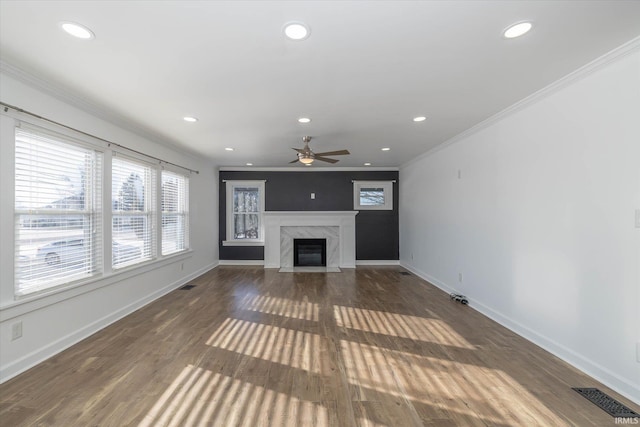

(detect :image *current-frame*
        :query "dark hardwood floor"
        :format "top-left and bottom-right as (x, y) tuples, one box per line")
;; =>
(1, 266), (637, 426)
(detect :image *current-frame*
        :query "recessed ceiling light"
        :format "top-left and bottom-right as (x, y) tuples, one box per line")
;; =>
(284, 22), (310, 41)
(381, 147), (391, 151)
(225, 147), (234, 151)
(413, 116), (427, 122)
(298, 117), (311, 123)
(503, 21), (533, 39)
(59, 21), (95, 40)
(364, 162), (372, 166)
(246, 163), (253, 166)
(183, 116), (198, 122)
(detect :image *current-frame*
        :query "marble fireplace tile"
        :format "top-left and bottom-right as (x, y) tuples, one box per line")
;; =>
(281, 226), (339, 268)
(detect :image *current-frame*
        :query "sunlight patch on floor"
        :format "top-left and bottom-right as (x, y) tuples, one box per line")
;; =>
(138, 364), (329, 427)
(240, 294), (320, 321)
(340, 340), (566, 426)
(333, 305), (474, 349)
(206, 318), (325, 374)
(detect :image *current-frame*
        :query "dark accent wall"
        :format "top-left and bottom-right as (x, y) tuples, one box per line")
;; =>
(219, 170), (399, 261)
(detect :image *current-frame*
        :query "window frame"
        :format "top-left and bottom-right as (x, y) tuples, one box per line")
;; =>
(353, 180), (394, 210)
(111, 154), (157, 269)
(223, 180), (265, 246)
(161, 169), (190, 256)
(8, 117), (193, 300)
(14, 125), (104, 296)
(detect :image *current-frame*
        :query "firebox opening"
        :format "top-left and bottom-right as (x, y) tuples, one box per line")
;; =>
(293, 238), (327, 267)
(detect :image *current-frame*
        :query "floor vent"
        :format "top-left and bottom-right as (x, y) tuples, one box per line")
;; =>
(572, 388), (639, 418)
(399, 272), (411, 276)
(180, 284), (196, 290)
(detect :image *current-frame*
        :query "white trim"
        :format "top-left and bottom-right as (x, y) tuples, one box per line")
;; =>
(399, 261), (640, 406)
(1, 251), (193, 320)
(353, 180), (394, 210)
(356, 260), (400, 266)
(219, 166), (399, 172)
(222, 240), (264, 247)
(263, 211), (359, 217)
(225, 180), (265, 244)
(402, 36), (640, 169)
(263, 211), (358, 269)
(0, 261), (218, 384)
(279, 266), (341, 273)
(218, 259), (264, 266)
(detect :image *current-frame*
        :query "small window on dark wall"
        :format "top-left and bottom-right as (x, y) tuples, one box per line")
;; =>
(353, 181), (394, 210)
(223, 180), (265, 245)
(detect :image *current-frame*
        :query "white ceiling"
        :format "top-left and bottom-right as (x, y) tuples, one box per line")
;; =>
(1, 1), (639, 168)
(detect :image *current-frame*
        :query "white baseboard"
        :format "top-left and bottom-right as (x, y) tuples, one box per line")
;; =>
(399, 261), (640, 406)
(219, 260), (400, 267)
(400, 262), (457, 294)
(218, 259), (264, 266)
(0, 262), (218, 384)
(356, 260), (400, 266)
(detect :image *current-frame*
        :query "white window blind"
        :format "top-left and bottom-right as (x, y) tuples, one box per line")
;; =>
(161, 170), (189, 255)
(15, 127), (103, 295)
(112, 156), (156, 268)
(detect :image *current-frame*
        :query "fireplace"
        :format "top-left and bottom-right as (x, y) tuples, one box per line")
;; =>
(294, 238), (327, 267)
(263, 211), (358, 269)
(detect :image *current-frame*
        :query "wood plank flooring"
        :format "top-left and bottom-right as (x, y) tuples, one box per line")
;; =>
(1, 266), (638, 426)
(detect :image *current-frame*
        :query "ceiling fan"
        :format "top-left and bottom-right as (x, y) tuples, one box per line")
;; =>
(289, 136), (350, 165)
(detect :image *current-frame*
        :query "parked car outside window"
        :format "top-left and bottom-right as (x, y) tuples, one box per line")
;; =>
(36, 239), (141, 266)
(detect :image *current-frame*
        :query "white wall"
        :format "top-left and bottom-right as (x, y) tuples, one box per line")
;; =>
(400, 44), (640, 403)
(0, 70), (219, 382)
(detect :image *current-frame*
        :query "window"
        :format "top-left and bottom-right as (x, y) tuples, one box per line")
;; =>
(353, 180), (394, 210)
(112, 156), (156, 268)
(11, 118), (192, 298)
(224, 180), (265, 245)
(161, 170), (189, 255)
(14, 127), (103, 295)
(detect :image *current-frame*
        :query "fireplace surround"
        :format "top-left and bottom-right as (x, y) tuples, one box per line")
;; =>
(263, 211), (358, 269)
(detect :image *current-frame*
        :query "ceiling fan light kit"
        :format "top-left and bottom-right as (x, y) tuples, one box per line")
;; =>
(299, 154), (315, 164)
(290, 136), (350, 165)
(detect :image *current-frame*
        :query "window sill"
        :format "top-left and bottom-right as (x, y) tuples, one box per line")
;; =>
(1, 250), (193, 320)
(222, 240), (264, 247)
(354, 205), (393, 210)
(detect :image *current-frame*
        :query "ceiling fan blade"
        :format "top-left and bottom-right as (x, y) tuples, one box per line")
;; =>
(292, 148), (307, 154)
(314, 149), (350, 156)
(289, 158), (300, 164)
(314, 156), (340, 164)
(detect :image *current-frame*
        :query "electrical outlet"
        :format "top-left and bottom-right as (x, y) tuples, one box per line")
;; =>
(458, 272), (463, 282)
(180, 262), (184, 271)
(11, 321), (22, 341)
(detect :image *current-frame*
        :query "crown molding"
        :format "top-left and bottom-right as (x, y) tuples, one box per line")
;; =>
(218, 166), (399, 172)
(0, 59), (204, 162)
(402, 36), (640, 169)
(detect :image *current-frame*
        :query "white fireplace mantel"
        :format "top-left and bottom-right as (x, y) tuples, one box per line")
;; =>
(263, 211), (358, 269)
